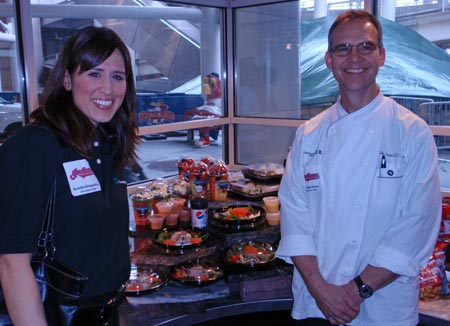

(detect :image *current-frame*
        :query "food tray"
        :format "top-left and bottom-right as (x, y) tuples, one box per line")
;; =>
(125, 264), (168, 296)
(228, 179), (279, 197)
(241, 162), (284, 183)
(229, 188), (278, 202)
(154, 227), (209, 250)
(209, 204), (265, 226)
(171, 258), (225, 286)
(222, 240), (277, 269)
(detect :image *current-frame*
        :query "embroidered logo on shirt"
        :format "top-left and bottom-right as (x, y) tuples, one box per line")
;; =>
(304, 173), (320, 182)
(63, 159), (101, 196)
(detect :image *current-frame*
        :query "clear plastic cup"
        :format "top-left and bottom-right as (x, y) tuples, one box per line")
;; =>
(148, 214), (165, 230)
(170, 197), (186, 213)
(155, 201), (173, 217)
(263, 196), (280, 213)
(179, 207), (191, 223)
(265, 211), (280, 226)
(165, 212), (179, 226)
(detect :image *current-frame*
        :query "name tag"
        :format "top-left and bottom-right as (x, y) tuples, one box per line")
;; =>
(63, 159), (101, 196)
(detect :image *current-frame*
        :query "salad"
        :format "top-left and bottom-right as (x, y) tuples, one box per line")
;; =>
(213, 205), (261, 221)
(125, 267), (167, 295)
(172, 260), (224, 284)
(224, 241), (276, 266)
(154, 228), (208, 247)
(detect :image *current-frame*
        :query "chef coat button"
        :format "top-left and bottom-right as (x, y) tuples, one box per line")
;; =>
(328, 163), (333, 168)
(356, 200), (362, 207)
(362, 163), (368, 170)
(369, 129), (374, 134)
(96, 158), (101, 164)
(93, 141), (100, 147)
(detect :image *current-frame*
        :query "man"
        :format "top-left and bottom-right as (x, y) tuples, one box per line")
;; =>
(275, 10), (441, 326)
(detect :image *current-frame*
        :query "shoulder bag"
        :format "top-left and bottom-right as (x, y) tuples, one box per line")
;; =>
(0, 175), (89, 326)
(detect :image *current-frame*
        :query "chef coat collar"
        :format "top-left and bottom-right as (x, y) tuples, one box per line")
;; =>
(336, 90), (384, 118)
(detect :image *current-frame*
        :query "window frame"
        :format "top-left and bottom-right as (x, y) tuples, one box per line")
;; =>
(11, 0), (450, 174)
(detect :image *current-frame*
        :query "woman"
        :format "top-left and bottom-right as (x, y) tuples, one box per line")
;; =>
(0, 27), (139, 325)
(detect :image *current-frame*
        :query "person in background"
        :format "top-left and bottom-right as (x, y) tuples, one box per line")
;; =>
(276, 10), (441, 326)
(0, 26), (139, 325)
(192, 72), (222, 148)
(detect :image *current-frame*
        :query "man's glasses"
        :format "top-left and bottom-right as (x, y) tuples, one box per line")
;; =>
(330, 41), (381, 57)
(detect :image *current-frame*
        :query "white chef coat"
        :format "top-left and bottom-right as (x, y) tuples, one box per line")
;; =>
(276, 93), (441, 326)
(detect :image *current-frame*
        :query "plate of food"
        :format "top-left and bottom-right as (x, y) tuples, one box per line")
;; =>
(241, 162), (284, 183)
(210, 205), (265, 226)
(125, 265), (168, 296)
(154, 227), (209, 249)
(222, 240), (277, 268)
(172, 258), (225, 286)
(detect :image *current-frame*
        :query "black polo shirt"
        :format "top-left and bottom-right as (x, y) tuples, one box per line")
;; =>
(0, 125), (131, 303)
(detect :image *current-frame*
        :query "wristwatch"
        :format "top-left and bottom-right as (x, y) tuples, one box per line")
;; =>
(354, 275), (374, 299)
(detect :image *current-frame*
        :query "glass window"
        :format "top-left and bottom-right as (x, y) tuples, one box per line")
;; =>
(235, 2), (300, 119)
(6, 0), (450, 191)
(235, 124), (296, 165)
(0, 2), (24, 143)
(27, 1), (225, 183)
(233, 0), (450, 191)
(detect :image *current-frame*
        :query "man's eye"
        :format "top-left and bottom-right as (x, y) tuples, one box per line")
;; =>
(335, 46), (349, 53)
(361, 44), (375, 51)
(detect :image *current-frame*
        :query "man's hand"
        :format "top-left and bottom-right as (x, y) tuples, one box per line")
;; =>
(292, 256), (363, 325)
(310, 278), (363, 325)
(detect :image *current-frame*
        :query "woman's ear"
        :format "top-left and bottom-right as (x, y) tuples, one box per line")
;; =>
(63, 71), (72, 90)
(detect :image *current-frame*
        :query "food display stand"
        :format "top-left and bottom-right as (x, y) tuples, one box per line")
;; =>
(120, 197), (450, 326)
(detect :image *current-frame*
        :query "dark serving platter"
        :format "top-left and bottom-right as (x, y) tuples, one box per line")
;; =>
(209, 204), (265, 226)
(154, 227), (209, 251)
(125, 264), (168, 296)
(222, 240), (277, 269)
(171, 258), (225, 286)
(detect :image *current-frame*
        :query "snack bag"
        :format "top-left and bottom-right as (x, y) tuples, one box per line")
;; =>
(419, 253), (442, 300)
(434, 241), (450, 296)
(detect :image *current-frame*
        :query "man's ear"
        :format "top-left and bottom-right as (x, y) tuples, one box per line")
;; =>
(63, 71), (72, 90)
(325, 51), (332, 71)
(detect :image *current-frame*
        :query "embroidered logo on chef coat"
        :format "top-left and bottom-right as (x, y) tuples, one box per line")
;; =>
(63, 159), (101, 196)
(304, 173), (320, 182)
(304, 172), (320, 192)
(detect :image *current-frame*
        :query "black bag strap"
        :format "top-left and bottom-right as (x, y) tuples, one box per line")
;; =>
(35, 175), (57, 258)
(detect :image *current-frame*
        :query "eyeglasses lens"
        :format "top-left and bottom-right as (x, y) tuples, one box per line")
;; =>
(332, 42), (379, 57)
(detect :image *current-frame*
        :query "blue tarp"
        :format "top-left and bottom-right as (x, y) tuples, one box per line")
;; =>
(301, 16), (450, 105)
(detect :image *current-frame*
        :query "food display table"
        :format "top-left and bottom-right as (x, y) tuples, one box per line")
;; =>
(121, 198), (450, 326)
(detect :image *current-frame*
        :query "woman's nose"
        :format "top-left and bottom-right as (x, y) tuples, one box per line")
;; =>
(100, 78), (113, 93)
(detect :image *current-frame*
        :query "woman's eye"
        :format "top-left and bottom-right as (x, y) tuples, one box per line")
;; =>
(88, 72), (101, 78)
(113, 74), (125, 81)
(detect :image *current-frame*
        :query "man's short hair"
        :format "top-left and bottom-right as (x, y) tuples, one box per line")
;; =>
(327, 10), (383, 52)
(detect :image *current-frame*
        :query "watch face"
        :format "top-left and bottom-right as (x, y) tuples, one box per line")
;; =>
(359, 284), (374, 298)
